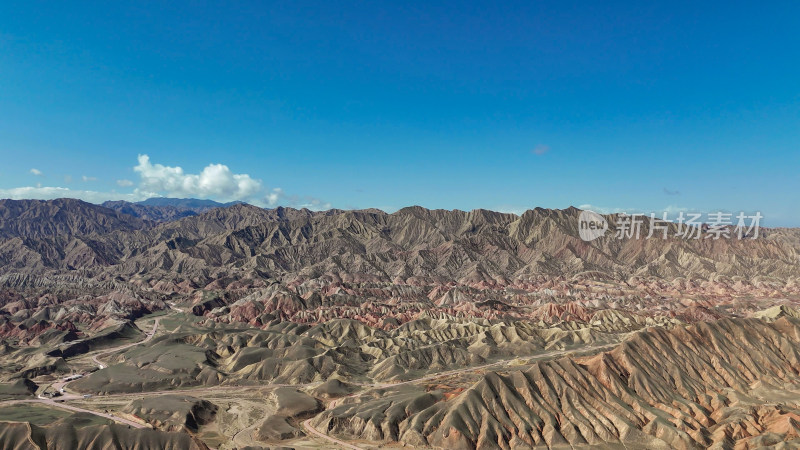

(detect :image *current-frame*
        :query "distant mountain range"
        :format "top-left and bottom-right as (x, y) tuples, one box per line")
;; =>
(101, 198), (243, 223)
(0, 197), (798, 285)
(0, 198), (149, 239)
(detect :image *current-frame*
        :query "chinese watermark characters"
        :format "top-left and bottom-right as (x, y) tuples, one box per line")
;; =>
(578, 210), (763, 242)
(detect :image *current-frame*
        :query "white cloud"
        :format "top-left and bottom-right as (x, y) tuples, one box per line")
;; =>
(494, 206), (527, 215)
(531, 144), (550, 155)
(262, 187), (331, 210)
(1, 155), (332, 210)
(299, 197), (332, 211)
(0, 186), (145, 203)
(266, 188), (283, 206)
(579, 204), (696, 219)
(577, 204), (635, 214)
(664, 205), (689, 214)
(133, 154), (262, 201)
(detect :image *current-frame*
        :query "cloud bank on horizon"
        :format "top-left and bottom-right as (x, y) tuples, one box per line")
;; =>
(0, 155), (331, 210)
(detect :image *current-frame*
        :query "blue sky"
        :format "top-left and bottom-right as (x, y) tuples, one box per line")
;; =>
(1, 1), (798, 224)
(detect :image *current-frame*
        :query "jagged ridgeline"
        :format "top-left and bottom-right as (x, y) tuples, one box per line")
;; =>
(0, 198), (798, 283)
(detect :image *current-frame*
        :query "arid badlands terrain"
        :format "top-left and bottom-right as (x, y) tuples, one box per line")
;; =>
(1, 198), (799, 449)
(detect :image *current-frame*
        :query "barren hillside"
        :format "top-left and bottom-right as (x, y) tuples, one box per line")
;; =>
(0, 199), (799, 449)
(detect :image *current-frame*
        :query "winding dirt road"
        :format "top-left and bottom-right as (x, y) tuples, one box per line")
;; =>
(13, 319), (162, 428)
(10, 398), (146, 428)
(302, 418), (366, 450)
(2, 306), (617, 449)
(91, 318), (159, 370)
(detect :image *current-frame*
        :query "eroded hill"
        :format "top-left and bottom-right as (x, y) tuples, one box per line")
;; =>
(0, 199), (799, 449)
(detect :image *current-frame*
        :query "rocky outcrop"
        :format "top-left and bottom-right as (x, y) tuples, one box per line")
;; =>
(124, 395), (218, 432)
